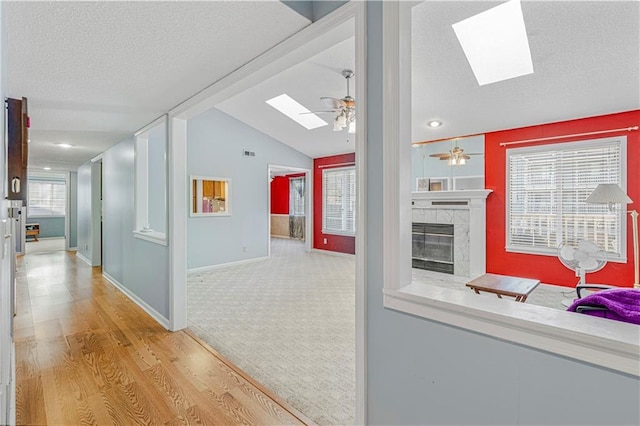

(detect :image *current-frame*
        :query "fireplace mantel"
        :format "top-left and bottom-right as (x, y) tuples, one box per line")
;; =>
(412, 189), (492, 277)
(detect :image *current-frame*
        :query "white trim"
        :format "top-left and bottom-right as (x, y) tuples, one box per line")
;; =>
(169, 116), (187, 332)
(169, 3), (359, 120)
(132, 230), (168, 246)
(103, 272), (170, 330)
(165, 1), (366, 421)
(76, 251), (92, 266)
(65, 172), (70, 250)
(134, 115), (168, 137)
(382, 0), (639, 378)
(270, 213), (291, 218)
(26, 215), (65, 219)
(312, 248), (355, 258)
(187, 256), (269, 274)
(90, 153), (103, 163)
(384, 286), (639, 377)
(67, 247), (77, 251)
(27, 236), (64, 241)
(354, 2), (367, 424)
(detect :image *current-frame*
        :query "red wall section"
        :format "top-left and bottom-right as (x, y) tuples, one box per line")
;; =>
(270, 176), (289, 214)
(314, 153), (356, 254)
(485, 110), (639, 287)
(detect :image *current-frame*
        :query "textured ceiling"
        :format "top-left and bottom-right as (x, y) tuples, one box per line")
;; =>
(9, 1), (639, 171)
(6, 1), (310, 171)
(411, 1), (640, 142)
(216, 33), (356, 159)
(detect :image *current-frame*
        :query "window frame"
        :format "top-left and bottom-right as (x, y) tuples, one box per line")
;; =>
(133, 115), (168, 246)
(505, 137), (627, 262)
(381, 0), (639, 378)
(27, 178), (67, 218)
(322, 166), (356, 236)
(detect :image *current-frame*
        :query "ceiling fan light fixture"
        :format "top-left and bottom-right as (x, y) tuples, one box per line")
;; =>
(348, 120), (356, 134)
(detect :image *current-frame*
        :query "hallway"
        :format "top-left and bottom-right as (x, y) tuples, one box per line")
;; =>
(14, 251), (306, 425)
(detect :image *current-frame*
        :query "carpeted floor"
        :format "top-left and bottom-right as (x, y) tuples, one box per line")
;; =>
(187, 239), (577, 425)
(187, 238), (355, 426)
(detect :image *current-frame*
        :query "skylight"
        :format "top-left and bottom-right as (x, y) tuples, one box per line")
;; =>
(452, 0), (533, 86)
(266, 94), (328, 130)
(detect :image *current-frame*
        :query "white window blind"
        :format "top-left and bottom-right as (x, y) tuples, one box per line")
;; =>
(507, 137), (625, 259)
(323, 167), (356, 235)
(28, 180), (66, 217)
(289, 177), (305, 216)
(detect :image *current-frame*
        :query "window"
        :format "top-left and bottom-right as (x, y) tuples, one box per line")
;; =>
(134, 116), (167, 245)
(507, 137), (626, 259)
(322, 167), (356, 235)
(289, 177), (305, 216)
(28, 179), (66, 217)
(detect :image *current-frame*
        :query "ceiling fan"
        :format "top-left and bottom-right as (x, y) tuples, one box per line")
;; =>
(306, 69), (356, 133)
(428, 141), (482, 166)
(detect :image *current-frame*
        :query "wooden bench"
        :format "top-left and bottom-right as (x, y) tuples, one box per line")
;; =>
(26, 223), (40, 241)
(466, 273), (540, 303)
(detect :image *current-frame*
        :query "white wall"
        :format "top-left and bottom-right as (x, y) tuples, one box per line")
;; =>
(101, 138), (170, 321)
(187, 108), (312, 270)
(365, 3), (639, 425)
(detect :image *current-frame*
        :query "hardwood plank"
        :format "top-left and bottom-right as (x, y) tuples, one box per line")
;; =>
(15, 251), (306, 426)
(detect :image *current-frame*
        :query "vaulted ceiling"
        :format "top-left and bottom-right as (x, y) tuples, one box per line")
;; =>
(7, 1), (639, 171)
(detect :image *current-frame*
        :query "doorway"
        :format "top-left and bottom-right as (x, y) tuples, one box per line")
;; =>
(267, 164), (312, 256)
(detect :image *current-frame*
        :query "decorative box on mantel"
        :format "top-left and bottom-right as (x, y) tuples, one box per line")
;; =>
(411, 189), (492, 278)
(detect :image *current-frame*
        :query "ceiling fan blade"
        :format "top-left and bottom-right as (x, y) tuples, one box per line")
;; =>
(321, 97), (346, 109)
(429, 153), (450, 158)
(438, 157), (451, 161)
(461, 155), (471, 160)
(466, 153), (484, 156)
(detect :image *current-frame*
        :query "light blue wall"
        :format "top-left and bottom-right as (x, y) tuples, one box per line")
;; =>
(187, 108), (312, 269)
(26, 217), (64, 238)
(147, 122), (167, 234)
(102, 138), (170, 319)
(365, 2), (639, 425)
(68, 171), (78, 248)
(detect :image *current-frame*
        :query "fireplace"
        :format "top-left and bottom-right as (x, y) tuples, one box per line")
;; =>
(412, 223), (454, 274)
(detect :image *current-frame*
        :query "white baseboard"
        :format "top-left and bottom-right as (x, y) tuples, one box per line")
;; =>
(67, 247), (78, 251)
(188, 256), (269, 273)
(76, 252), (93, 266)
(102, 272), (170, 330)
(312, 248), (355, 258)
(34, 236), (66, 240)
(270, 235), (291, 239)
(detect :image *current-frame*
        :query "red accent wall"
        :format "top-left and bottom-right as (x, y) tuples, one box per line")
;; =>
(270, 176), (289, 214)
(485, 110), (639, 287)
(270, 173), (306, 214)
(314, 153), (356, 254)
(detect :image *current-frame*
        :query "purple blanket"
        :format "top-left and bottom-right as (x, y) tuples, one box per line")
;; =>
(568, 289), (640, 325)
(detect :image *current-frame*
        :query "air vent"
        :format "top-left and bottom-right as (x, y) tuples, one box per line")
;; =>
(243, 149), (256, 157)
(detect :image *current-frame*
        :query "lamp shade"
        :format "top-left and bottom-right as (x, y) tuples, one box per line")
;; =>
(585, 183), (633, 204)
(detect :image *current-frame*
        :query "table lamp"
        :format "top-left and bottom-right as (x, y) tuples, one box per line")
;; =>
(586, 183), (638, 288)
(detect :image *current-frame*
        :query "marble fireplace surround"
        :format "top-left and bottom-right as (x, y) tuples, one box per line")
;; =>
(412, 190), (492, 277)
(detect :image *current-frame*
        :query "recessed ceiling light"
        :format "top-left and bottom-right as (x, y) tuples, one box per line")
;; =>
(452, 0), (533, 86)
(43, 167), (51, 170)
(265, 94), (328, 130)
(427, 120), (442, 128)
(56, 143), (73, 148)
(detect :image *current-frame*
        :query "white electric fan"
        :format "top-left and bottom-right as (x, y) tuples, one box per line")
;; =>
(558, 240), (607, 307)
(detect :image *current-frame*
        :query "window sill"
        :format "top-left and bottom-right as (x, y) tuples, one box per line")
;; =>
(506, 246), (626, 263)
(383, 283), (640, 377)
(27, 215), (65, 219)
(322, 230), (356, 237)
(133, 230), (167, 246)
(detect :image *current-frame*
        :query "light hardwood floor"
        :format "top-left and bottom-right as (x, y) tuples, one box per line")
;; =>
(14, 251), (308, 425)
